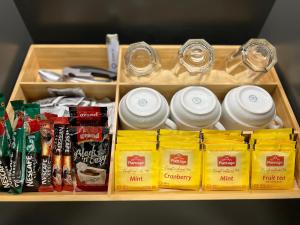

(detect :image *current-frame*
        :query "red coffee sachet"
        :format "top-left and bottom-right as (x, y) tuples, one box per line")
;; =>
(69, 106), (108, 127)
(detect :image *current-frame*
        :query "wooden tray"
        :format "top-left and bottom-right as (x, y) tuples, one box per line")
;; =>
(4, 44), (300, 202)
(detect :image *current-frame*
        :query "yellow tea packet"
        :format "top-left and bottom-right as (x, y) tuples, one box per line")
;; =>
(203, 144), (250, 191)
(159, 135), (199, 144)
(253, 128), (293, 135)
(160, 129), (200, 138)
(251, 147), (295, 190)
(115, 144), (159, 191)
(117, 130), (158, 137)
(117, 135), (157, 144)
(201, 129), (242, 136)
(159, 143), (201, 190)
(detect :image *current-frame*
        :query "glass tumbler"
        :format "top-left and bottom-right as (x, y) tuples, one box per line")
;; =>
(226, 39), (277, 83)
(173, 39), (215, 77)
(124, 42), (161, 79)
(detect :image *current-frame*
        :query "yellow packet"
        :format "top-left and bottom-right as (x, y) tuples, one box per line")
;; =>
(159, 135), (199, 144)
(253, 128), (293, 135)
(115, 144), (159, 191)
(159, 143), (201, 190)
(254, 142), (296, 150)
(201, 129), (242, 136)
(202, 144), (250, 191)
(117, 135), (157, 144)
(159, 129), (200, 138)
(117, 130), (158, 137)
(251, 148), (295, 190)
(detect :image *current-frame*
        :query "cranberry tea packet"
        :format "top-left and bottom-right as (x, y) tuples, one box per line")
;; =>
(71, 126), (111, 191)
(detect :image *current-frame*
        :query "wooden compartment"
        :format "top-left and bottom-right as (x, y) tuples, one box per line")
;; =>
(4, 44), (300, 201)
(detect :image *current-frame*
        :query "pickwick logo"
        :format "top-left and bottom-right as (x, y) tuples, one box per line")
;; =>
(266, 155), (284, 167)
(170, 154), (188, 166)
(127, 155), (145, 167)
(218, 155), (236, 167)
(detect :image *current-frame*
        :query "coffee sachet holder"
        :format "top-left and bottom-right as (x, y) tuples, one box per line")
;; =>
(5, 44), (300, 201)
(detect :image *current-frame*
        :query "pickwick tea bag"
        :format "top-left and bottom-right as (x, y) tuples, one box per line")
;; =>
(159, 129), (200, 138)
(251, 145), (296, 190)
(115, 144), (159, 191)
(203, 144), (250, 191)
(117, 130), (158, 137)
(117, 135), (158, 144)
(159, 143), (201, 190)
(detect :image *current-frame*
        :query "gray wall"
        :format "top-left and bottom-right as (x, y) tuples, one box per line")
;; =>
(260, 0), (300, 121)
(0, 0), (32, 101)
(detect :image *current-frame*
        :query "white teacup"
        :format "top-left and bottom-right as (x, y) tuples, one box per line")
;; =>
(220, 85), (283, 130)
(170, 86), (225, 130)
(119, 87), (177, 130)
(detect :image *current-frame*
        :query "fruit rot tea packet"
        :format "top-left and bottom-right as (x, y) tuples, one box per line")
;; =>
(115, 144), (159, 191)
(71, 126), (111, 192)
(1, 95), (13, 158)
(159, 143), (201, 190)
(251, 145), (296, 190)
(9, 100), (26, 194)
(0, 108), (12, 191)
(202, 144), (250, 191)
(23, 104), (42, 192)
(68, 106), (108, 127)
(39, 113), (57, 192)
(62, 124), (73, 191)
(52, 117), (69, 192)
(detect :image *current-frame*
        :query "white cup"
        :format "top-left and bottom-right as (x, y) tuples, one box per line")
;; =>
(220, 85), (283, 130)
(119, 87), (177, 130)
(170, 86), (225, 130)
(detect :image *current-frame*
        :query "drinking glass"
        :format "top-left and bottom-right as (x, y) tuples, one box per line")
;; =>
(226, 39), (277, 83)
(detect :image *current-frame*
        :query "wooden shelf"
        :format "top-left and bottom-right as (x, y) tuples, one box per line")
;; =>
(5, 44), (300, 202)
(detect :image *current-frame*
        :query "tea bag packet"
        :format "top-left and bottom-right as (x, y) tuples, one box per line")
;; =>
(117, 130), (158, 137)
(118, 135), (157, 144)
(115, 144), (159, 191)
(23, 104), (42, 192)
(159, 129), (200, 138)
(57, 97), (85, 107)
(71, 126), (111, 192)
(0, 108), (12, 191)
(39, 114), (57, 192)
(202, 144), (250, 191)
(251, 144), (296, 190)
(159, 143), (201, 190)
(201, 129), (242, 136)
(9, 100), (26, 194)
(34, 96), (64, 108)
(48, 88), (86, 97)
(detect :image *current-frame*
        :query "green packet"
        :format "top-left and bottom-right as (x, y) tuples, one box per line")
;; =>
(0, 94), (13, 154)
(0, 108), (12, 191)
(9, 100), (26, 194)
(23, 103), (41, 192)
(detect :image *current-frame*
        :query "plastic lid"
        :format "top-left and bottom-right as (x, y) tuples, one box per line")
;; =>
(180, 86), (217, 115)
(236, 86), (273, 114)
(126, 88), (162, 117)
